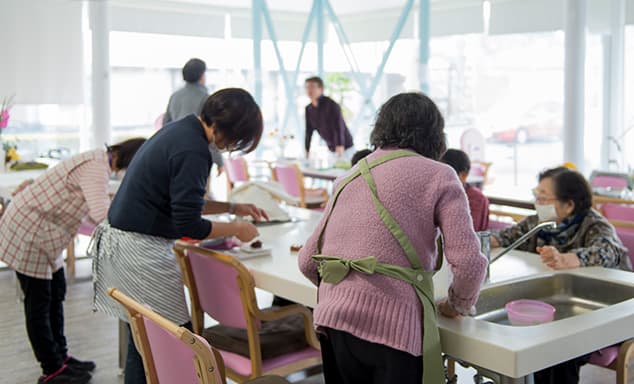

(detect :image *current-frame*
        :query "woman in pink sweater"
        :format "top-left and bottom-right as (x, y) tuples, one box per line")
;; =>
(299, 92), (487, 384)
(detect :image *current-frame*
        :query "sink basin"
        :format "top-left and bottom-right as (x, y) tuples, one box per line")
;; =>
(476, 273), (634, 326)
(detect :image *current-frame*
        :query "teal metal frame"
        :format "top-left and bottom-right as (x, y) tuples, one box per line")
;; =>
(251, 0), (429, 139)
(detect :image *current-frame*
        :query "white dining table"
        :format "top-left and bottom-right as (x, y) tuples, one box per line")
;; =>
(204, 207), (550, 308)
(0, 170), (46, 199)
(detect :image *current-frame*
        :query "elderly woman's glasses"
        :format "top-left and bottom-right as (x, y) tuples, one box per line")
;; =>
(532, 188), (559, 204)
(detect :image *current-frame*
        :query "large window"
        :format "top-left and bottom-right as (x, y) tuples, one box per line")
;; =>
(429, 32), (566, 195)
(1, 104), (86, 161)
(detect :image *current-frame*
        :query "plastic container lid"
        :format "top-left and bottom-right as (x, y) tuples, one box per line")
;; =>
(505, 299), (556, 326)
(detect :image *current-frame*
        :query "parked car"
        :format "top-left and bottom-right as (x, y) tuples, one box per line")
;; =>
(490, 102), (562, 144)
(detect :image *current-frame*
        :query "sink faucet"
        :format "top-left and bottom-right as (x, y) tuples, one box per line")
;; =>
(478, 221), (556, 283)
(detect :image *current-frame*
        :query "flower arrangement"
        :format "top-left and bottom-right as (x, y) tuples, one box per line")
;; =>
(0, 95), (14, 133)
(267, 128), (295, 142)
(3, 141), (20, 165)
(268, 128), (296, 158)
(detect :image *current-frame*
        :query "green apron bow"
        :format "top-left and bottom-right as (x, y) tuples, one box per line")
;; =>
(312, 150), (445, 384)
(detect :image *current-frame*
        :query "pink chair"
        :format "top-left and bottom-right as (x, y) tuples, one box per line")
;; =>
(108, 288), (290, 384)
(588, 341), (634, 384)
(154, 113), (165, 131)
(225, 157), (251, 191)
(587, 202), (634, 382)
(270, 163), (328, 209)
(591, 176), (629, 190)
(174, 242), (321, 383)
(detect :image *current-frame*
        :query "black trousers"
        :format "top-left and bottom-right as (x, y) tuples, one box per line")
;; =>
(16, 268), (68, 375)
(319, 328), (423, 384)
(124, 321), (193, 384)
(534, 355), (590, 384)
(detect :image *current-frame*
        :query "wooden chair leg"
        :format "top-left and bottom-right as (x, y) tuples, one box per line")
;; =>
(616, 340), (634, 384)
(447, 357), (457, 381)
(66, 238), (76, 282)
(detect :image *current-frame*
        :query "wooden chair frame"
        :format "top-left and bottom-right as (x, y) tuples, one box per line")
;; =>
(108, 288), (227, 384)
(612, 339), (634, 384)
(269, 162), (328, 209)
(174, 241), (321, 383)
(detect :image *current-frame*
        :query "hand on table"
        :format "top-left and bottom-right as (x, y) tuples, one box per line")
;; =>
(437, 299), (461, 319)
(12, 179), (34, 196)
(234, 203), (270, 222)
(234, 221), (259, 242)
(335, 146), (344, 156)
(537, 246), (580, 270)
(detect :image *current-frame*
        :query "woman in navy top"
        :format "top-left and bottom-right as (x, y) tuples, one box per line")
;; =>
(90, 88), (267, 384)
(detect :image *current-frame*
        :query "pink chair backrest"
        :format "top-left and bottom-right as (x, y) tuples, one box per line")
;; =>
(188, 250), (250, 329)
(142, 315), (223, 384)
(591, 176), (629, 189)
(470, 163), (487, 177)
(225, 157), (249, 184)
(272, 165), (301, 198)
(602, 203), (634, 222)
(77, 220), (96, 237)
(154, 113), (165, 131)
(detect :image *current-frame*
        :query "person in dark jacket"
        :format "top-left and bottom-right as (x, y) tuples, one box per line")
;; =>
(304, 76), (354, 158)
(91, 88), (268, 384)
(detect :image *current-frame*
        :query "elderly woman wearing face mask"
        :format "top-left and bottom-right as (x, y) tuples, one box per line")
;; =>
(491, 166), (630, 384)
(491, 166), (629, 271)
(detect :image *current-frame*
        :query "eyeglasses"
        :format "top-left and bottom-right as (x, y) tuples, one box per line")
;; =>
(532, 188), (559, 204)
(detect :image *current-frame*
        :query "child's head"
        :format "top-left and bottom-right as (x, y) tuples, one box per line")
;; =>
(351, 149), (373, 166)
(441, 149), (471, 184)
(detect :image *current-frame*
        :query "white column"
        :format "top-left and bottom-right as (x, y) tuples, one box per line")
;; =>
(90, 0), (111, 149)
(563, 0), (586, 173)
(601, 0), (625, 171)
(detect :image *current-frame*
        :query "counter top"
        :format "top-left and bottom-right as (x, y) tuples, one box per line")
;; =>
(205, 207), (634, 378)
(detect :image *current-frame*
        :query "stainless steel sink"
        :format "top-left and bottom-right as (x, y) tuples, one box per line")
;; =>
(475, 273), (634, 325)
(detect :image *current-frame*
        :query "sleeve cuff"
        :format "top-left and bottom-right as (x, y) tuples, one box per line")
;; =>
(574, 249), (589, 267)
(447, 287), (478, 316)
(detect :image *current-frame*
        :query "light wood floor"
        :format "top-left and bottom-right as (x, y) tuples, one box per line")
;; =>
(0, 258), (619, 384)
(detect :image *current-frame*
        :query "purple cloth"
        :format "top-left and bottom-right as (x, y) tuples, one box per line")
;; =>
(299, 148), (487, 356)
(305, 95), (354, 153)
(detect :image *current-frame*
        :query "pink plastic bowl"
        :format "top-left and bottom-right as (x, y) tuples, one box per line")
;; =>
(505, 299), (556, 326)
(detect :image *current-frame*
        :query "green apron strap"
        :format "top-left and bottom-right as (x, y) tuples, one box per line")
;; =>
(316, 150), (419, 254)
(357, 158), (422, 270)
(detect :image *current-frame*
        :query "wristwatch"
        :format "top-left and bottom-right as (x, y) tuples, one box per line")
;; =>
(229, 202), (236, 214)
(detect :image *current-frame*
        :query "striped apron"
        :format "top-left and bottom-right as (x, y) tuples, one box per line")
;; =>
(312, 150), (444, 384)
(89, 222), (190, 325)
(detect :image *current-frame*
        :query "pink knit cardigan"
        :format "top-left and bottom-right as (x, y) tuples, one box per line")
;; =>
(299, 148), (487, 356)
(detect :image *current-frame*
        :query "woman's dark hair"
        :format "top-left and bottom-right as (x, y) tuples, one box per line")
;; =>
(370, 92), (446, 160)
(107, 138), (146, 170)
(441, 149), (471, 174)
(305, 76), (324, 88)
(351, 149), (372, 166)
(200, 88), (263, 153)
(539, 166), (593, 216)
(182, 58), (206, 83)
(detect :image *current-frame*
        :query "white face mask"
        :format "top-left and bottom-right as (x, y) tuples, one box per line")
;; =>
(535, 204), (558, 222)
